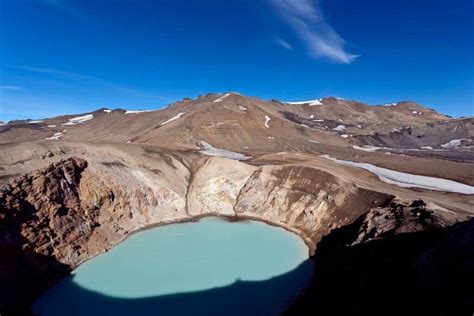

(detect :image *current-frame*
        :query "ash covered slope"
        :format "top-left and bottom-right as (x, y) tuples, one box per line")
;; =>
(0, 93), (457, 147)
(2, 92), (471, 162)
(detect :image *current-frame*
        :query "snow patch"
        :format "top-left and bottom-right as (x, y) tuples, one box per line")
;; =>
(213, 93), (230, 103)
(412, 111), (418, 114)
(104, 109), (112, 113)
(125, 110), (149, 114)
(47, 125), (56, 128)
(285, 99), (323, 106)
(264, 115), (271, 128)
(308, 140), (320, 143)
(45, 132), (63, 140)
(199, 141), (250, 160)
(28, 120), (43, 124)
(353, 145), (385, 152)
(321, 155), (474, 194)
(238, 105), (247, 111)
(340, 134), (349, 138)
(441, 139), (468, 149)
(421, 146), (433, 150)
(63, 114), (94, 126)
(301, 124), (309, 128)
(309, 114), (314, 119)
(160, 112), (185, 126)
(333, 125), (346, 132)
(383, 103), (397, 107)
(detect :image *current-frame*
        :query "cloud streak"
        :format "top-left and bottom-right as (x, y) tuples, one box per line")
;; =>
(274, 37), (293, 51)
(0, 85), (21, 90)
(10, 65), (96, 80)
(268, 0), (358, 64)
(6, 65), (172, 101)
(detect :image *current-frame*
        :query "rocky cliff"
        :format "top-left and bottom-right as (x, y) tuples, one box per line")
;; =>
(1, 152), (470, 315)
(0, 154), (397, 313)
(285, 201), (473, 316)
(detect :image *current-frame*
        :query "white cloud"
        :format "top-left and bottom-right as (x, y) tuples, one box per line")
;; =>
(268, 0), (358, 63)
(0, 85), (21, 90)
(11, 65), (95, 80)
(274, 37), (293, 51)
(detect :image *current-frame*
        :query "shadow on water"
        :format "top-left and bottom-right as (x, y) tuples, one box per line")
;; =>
(33, 260), (314, 316)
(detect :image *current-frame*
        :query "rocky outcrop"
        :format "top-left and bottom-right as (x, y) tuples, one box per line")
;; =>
(0, 158), (87, 315)
(285, 201), (473, 316)
(234, 165), (391, 251)
(0, 158), (90, 259)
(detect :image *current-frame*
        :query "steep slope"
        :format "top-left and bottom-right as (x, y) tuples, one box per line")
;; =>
(286, 202), (474, 316)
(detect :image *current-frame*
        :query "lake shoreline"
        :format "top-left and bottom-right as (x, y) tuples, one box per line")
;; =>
(34, 215), (313, 315)
(71, 213), (315, 273)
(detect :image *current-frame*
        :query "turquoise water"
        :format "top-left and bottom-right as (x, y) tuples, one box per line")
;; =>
(33, 217), (313, 316)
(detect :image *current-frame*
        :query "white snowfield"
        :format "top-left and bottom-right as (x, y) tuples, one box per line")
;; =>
(264, 115), (271, 128)
(125, 110), (149, 114)
(308, 139), (320, 143)
(441, 139), (468, 149)
(321, 155), (474, 194)
(333, 125), (346, 132)
(103, 109), (112, 113)
(45, 132), (64, 140)
(213, 93), (230, 103)
(383, 102), (397, 107)
(352, 145), (385, 152)
(285, 99), (322, 106)
(238, 105), (247, 111)
(28, 120), (43, 124)
(199, 141), (250, 160)
(63, 114), (94, 125)
(160, 112), (185, 126)
(47, 125), (56, 128)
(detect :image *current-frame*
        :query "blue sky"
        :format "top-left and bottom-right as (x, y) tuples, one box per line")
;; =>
(0, 0), (473, 121)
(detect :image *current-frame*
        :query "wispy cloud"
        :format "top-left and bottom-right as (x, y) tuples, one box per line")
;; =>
(10, 65), (95, 80)
(0, 85), (21, 90)
(268, 0), (358, 64)
(274, 37), (293, 51)
(6, 65), (172, 101)
(43, 0), (87, 18)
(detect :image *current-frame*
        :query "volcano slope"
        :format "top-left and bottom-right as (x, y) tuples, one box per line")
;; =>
(0, 93), (473, 315)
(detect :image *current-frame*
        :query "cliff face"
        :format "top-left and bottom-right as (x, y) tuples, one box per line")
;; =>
(0, 158), (87, 315)
(285, 201), (473, 316)
(0, 155), (395, 313)
(0, 155), (469, 315)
